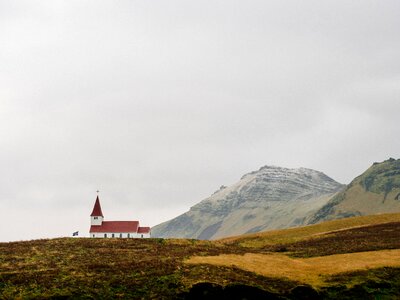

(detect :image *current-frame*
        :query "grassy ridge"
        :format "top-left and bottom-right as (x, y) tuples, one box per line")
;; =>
(220, 212), (400, 248)
(274, 222), (400, 257)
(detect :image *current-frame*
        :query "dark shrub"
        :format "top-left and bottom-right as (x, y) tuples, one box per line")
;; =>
(184, 282), (223, 300)
(288, 285), (320, 300)
(224, 284), (281, 300)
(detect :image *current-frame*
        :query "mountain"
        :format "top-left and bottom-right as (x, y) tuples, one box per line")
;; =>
(152, 166), (344, 239)
(308, 158), (400, 224)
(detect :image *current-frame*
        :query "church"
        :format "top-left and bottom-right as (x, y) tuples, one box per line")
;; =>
(89, 195), (151, 238)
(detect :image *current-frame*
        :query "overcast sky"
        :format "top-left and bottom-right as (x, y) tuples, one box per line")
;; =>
(1, 0), (399, 242)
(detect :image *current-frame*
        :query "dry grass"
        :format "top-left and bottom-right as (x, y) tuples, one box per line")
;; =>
(220, 212), (400, 248)
(186, 249), (400, 287)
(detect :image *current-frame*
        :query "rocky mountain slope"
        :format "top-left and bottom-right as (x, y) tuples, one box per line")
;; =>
(308, 158), (400, 224)
(152, 166), (344, 239)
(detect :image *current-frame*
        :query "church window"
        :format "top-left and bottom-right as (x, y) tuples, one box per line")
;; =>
(128, 233), (130, 238)
(104, 234), (107, 238)
(120, 233), (122, 238)
(141, 234), (143, 238)
(92, 234), (95, 237)
(94, 216), (98, 220)
(112, 233), (115, 238)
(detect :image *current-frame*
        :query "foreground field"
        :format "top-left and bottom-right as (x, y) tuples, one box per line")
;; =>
(1, 213), (400, 299)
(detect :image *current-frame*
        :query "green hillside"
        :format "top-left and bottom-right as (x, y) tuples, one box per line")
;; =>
(309, 158), (400, 224)
(359, 158), (400, 197)
(1, 213), (400, 299)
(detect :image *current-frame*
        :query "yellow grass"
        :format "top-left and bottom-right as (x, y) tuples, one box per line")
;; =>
(219, 212), (400, 248)
(186, 249), (400, 286)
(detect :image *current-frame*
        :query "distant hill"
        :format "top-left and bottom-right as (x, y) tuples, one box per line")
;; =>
(152, 166), (344, 239)
(308, 158), (400, 224)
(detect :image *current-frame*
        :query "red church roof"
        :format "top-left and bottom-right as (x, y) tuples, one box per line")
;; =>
(90, 196), (104, 217)
(90, 221), (139, 233)
(138, 227), (151, 234)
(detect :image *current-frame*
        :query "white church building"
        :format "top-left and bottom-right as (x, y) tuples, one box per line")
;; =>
(89, 195), (151, 238)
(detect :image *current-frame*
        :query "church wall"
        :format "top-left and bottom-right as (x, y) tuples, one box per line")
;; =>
(90, 232), (150, 238)
(139, 232), (151, 238)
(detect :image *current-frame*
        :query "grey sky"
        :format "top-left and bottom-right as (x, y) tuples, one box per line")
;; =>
(1, 0), (399, 242)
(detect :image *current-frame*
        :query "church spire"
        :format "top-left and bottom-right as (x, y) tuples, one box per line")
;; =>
(90, 195), (104, 217)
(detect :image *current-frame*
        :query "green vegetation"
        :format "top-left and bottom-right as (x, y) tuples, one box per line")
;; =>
(359, 158), (400, 196)
(2, 213), (400, 299)
(321, 267), (400, 299)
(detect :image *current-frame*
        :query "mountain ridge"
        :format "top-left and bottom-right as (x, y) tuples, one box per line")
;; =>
(152, 165), (344, 239)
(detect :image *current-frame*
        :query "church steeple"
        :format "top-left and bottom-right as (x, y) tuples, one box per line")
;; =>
(90, 195), (104, 226)
(90, 195), (104, 217)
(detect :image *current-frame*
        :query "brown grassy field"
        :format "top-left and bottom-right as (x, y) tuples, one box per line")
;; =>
(274, 221), (400, 257)
(0, 238), (242, 299)
(1, 213), (400, 299)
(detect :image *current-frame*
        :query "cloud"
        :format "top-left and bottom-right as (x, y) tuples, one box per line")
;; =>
(0, 0), (399, 241)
